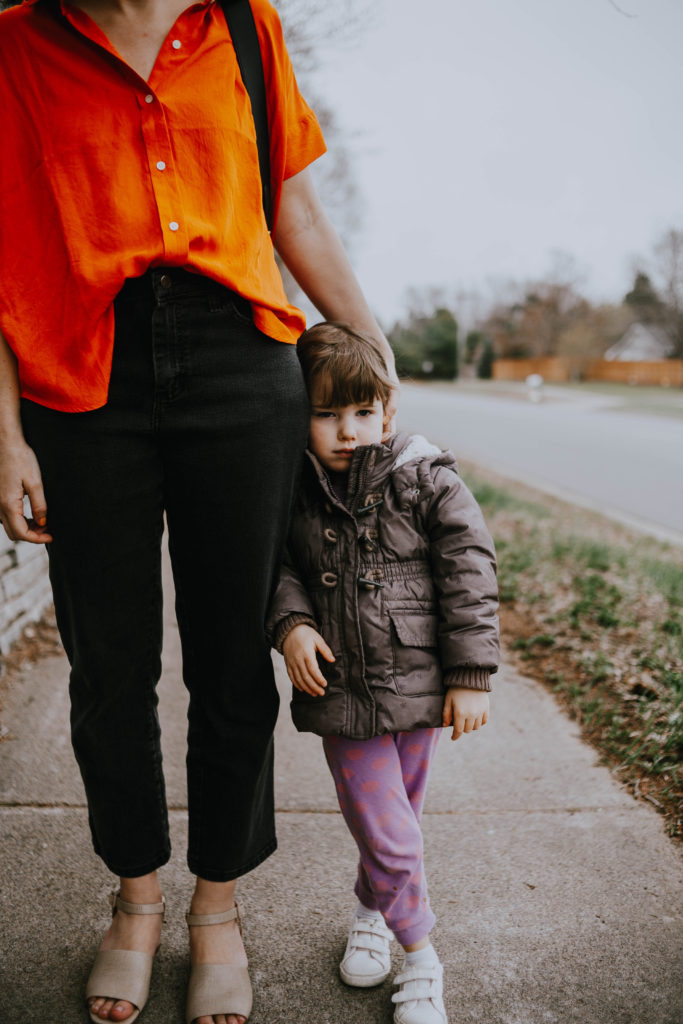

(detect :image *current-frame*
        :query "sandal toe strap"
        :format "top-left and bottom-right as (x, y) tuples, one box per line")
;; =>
(186, 963), (252, 1024)
(86, 949), (154, 1010)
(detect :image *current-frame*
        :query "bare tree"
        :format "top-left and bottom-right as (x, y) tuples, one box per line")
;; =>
(605, 0), (638, 18)
(274, 0), (370, 75)
(653, 228), (683, 358)
(474, 252), (588, 360)
(274, 0), (370, 243)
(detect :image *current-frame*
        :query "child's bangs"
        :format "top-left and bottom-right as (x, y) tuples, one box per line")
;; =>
(312, 359), (384, 409)
(298, 321), (394, 408)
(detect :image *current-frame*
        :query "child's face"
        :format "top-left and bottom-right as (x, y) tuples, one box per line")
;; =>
(309, 380), (386, 474)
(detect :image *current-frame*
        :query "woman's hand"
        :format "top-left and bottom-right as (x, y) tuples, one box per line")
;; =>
(0, 328), (51, 544)
(442, 687), (489, 741)
(282, 623), (335, 697)
(0, 434), (52, 543)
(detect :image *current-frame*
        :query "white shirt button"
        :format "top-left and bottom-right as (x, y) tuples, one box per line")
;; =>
(172, 39), (181, 49)
(156, 161), (166, 171)
(169, 221), (179, 232)
(144, 93), (154, 103)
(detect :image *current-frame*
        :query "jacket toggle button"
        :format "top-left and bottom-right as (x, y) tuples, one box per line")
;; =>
(358, 576), (384, 590)
(360, 531), (376, 551)
(323, 528), (338, 544)
(358, 496), (384, 516)
(321, 571), (338, 588)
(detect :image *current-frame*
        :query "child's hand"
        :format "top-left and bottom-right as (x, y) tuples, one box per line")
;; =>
(282, 624), (335, 697)
(442, 687), (490, 741)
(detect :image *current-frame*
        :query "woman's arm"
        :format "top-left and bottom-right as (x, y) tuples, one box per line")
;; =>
(273, 167), (399, 425)
(0, 328), (51, 543)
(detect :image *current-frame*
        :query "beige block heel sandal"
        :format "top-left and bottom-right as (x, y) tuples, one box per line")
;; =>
(85, 891), (166, 1024)
(185, 903), (253, 1024)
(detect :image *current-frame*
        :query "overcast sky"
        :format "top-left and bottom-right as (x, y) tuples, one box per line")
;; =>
(303, 0), (683, 328)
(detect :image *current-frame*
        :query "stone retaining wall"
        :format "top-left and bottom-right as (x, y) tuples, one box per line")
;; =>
(0, 533), (52, 655)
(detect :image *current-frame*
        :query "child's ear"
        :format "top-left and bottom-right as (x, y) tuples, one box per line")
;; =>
(381, 409), (393, 442)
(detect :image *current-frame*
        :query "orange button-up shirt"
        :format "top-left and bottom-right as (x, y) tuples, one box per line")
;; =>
(0, 0), (326, 411)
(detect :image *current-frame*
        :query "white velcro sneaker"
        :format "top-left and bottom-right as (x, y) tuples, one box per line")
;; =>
(339, 912), (393, 987)
(392, 959), (448, 1024)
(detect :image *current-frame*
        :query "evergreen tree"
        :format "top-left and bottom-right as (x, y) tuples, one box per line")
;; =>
(476, 338), (494, 379)
(624, 272), (664, 324)
(388, 307), (458, 380)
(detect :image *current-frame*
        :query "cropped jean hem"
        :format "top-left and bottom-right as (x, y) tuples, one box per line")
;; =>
(188, 835), (278, 883)
(105, 847), (172, 880)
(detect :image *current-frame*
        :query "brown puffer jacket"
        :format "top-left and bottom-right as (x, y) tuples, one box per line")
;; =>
(266, 432), (499, 739)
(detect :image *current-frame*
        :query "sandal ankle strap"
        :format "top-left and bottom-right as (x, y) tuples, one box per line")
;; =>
(111, 891), (166, 919)
(186, 903), (241, 931)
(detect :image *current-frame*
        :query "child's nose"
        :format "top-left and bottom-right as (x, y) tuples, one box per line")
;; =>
(338, 417), (356, 440)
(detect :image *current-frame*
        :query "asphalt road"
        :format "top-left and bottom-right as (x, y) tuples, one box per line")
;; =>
(398, 383), (683, 545)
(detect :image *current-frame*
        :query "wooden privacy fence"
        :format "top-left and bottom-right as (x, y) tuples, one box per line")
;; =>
(492, 357), (573, 382)
(587, 359), (683, 387)
(493, 356), (683, 387)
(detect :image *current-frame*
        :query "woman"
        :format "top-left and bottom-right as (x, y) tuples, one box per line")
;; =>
(0, 1), (397, 1022)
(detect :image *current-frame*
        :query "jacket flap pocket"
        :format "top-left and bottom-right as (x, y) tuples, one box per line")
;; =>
(389, 611), (438, 648)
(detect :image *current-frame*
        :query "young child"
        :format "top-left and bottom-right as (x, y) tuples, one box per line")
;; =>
(266, 323), (499, 1024)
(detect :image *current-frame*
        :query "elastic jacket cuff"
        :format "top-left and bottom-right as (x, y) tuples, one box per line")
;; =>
(444, 668), (492, 692)
(274, 613), (318, 654)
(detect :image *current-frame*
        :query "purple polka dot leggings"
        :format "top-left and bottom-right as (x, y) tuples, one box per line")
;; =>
(322, 728), (440, 948)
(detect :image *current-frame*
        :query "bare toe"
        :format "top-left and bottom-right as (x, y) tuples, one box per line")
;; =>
(89, 997), (115, 1020)
(110, 1001), (137, 1021)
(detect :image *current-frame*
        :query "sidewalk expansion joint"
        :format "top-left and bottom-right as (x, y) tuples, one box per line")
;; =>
(270, 805), (630, 816)
(0, 803), (634, 816)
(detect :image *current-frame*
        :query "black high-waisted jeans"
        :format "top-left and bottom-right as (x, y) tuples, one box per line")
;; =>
(21, 268), (309, 881)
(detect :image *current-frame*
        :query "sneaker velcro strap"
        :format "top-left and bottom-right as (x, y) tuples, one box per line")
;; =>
(392, 963), (442, 1004)
(393, 965), (440, 985)
(349, 930), (390, 955)
(352, 918), (389, 935)
(393, 987), (440, 1005)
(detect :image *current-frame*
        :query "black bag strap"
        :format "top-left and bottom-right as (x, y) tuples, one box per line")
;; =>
(221, 0), (273, 232)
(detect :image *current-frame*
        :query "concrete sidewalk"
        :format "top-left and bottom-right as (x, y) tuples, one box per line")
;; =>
(1, 547), (682, 1024)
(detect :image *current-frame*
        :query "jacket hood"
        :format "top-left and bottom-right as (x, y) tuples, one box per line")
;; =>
(388, 433), (458, 509)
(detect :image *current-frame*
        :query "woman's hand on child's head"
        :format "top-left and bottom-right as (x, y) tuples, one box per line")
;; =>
(442, 687), (490, 741)
(282, 624), (335, 697)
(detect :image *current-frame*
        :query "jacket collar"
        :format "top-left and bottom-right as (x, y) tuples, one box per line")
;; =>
(304, 432), (416, 514)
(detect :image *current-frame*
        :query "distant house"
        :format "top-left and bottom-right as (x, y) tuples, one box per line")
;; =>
(604, 322), (674, 361)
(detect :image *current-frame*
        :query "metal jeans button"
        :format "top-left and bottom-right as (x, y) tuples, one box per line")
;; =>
(159, 274), (172, 290)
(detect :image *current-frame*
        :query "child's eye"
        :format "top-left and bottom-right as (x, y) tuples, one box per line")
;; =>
(313, 410), (335, 419)
(357, 409), (375, 417)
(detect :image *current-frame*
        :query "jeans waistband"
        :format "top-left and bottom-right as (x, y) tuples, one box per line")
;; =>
(117, 267), (246, 307)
